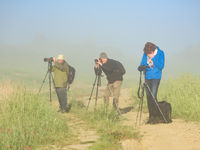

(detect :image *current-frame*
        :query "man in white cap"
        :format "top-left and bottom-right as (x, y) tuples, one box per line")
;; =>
(51, 54), (69, 113)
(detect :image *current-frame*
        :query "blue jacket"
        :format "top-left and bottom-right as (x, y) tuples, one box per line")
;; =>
(140, 47), (165, 80)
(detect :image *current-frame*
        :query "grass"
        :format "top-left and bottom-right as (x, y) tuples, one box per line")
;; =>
(70, 101), (141, 150)
(158, 74), (200, 122)
(132, 73), (200, 122)
(0, 84), (69, 150)
(0, 80), (140, 150)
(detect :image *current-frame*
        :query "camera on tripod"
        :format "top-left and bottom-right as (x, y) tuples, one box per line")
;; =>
(44, 57), (54, 63)
(138, 65), (149, 72)
(94, 58), (103, 64)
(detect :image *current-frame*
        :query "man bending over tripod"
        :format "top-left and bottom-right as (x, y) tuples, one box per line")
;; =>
(138, 42), (165, 123)
(95, 52), (126, 109)
(51, 54), (70, 113)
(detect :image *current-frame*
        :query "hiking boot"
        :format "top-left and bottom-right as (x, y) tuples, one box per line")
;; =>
(57, 109), (62, 113)
(146, 117), (155, 124)
(57, 109), (66, 113)
(65, 104), (72, 113)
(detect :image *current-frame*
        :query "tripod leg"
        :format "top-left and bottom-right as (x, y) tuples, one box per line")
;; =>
(135, 99), (142, 127)
(86, 75), (98, 110)
(38, 70), (49, 94)
(144, 82), (168, 123)
(49, 69), (52, 102)
(139, 98), (144, 125)
(94, 75), (101, 109)
(50, 72), (59, 99)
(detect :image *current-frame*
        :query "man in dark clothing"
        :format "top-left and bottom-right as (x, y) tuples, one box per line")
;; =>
(95, 52), (126, 109)
(51, 54), (69, 113)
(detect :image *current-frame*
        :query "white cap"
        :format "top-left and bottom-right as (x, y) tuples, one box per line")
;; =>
(57, 54), (65, 60)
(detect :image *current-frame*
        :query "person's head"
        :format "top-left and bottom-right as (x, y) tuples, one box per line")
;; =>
(57, 54), (65, 63)
(99, 52), (108, 64)
(143, 42), (157, 54)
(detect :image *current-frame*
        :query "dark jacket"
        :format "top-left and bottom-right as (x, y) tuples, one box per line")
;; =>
(95, 59), (126, 83)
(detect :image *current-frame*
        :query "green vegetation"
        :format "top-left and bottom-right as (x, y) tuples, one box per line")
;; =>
(2, 72), (199, 149)
(0, 87), (69, 150)
(158, 74), (200, 122)
(71, 101), (141, 150)
(132, 74), (200, 122)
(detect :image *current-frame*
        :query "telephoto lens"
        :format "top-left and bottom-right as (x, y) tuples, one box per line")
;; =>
(44, 58), (49, 62)
(44, 57), (54, 63)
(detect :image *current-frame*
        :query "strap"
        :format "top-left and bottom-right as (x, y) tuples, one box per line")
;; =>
(137, 72), (145, 99)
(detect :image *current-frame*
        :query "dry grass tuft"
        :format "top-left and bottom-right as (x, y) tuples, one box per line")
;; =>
(0, 80), (17, 101)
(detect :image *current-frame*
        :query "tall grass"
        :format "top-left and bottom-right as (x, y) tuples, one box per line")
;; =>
(158, 74), (200, 121)
(71, 101), (140, 150)
(132, 74), (200, 122)
(0, 80), (16, 101)
(0, 87), (68, 149)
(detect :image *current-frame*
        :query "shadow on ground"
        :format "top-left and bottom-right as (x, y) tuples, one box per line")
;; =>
(120, 106), (133, 114)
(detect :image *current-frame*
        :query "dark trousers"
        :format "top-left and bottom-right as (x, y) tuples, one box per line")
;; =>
(145, 79), (160, 119)
(55, 87), (67, 111)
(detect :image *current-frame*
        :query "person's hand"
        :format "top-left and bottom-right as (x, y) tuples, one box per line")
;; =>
(95, 58), (103, 66)
(147, 59), (154, 68)
(95, 64), (98, 68)
(149, 59), (153, 64)
(147, 53), (154, 59)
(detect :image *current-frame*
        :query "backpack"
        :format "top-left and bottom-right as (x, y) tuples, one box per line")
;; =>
(67, 65), (76, 84)
(114, 60), (126, 75)
(154, 101), (172, 124)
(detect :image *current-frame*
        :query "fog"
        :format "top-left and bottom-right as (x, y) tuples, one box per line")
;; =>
(0, 1), (200, 84)
(1, 38), (199, 82)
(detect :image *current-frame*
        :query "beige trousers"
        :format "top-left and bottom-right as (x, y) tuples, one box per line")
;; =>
(104, 81), (122, 108)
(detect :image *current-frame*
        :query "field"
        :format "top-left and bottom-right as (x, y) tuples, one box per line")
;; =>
(0, 82), (69, 150)
(0, 73), (200, 149)
(131, 73), (200, 122)
(158, 74), (200, 121)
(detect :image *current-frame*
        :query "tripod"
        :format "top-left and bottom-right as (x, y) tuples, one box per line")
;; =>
(135, 71), (145, 126)
(86, 65), (102, 110)
(38, 61), (56, 102)
(135, 71), (168, 126)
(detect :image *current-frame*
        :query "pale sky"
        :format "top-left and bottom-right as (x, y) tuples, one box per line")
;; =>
(0, 0), (200, 77)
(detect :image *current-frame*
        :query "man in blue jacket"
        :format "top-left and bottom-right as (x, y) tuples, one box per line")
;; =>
(139, 42), (165, 123)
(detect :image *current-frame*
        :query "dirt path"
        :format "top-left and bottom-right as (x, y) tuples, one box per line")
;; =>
(119, 89), (200, 150)
(37, 113), (99, 150)
(39, 87), (200, 150)
(65, 114), (99, 150)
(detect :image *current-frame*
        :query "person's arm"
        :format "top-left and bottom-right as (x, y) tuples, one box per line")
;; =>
(94, 62), (101, 75)
(51, 57), (56, 72)
(140, 53), (148, 66)
(152, 51), (165, 70)
(66, 64), (69, 75)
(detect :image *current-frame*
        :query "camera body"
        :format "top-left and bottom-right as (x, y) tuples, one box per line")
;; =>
(94, 58), (103, 64)
(138, 65), (149, 72)
(44, 57), (54, 63)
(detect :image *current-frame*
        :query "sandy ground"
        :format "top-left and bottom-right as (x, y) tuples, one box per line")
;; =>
(39, 87), (200, 150)
(118, 89), (200, 150)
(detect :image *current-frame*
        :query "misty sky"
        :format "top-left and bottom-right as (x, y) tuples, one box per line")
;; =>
(0, 0), (200, 78)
